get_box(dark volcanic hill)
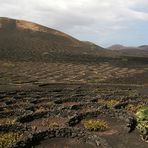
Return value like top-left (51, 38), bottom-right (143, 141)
top-left (108, 44), bottom-right (148, 51)
top-left (138, 45), bottom-right (148, 50)
top-left (0, 17), bottom-right (114, 62)
top-left (108, 44), bottom-right (148, 57)
top-left (108, 44), bottom-right (126, 50)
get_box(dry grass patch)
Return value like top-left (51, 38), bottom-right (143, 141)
top-left (81, 119), bottom-right (109, 131)
top-left (2, 62), bottom-right (15, 68)
top-left (0, 132), bottom-right (22, 148)
top-left (35, 106), bottom-right (47, 113)
top-left (0, 118), bottom-right (16, 126)
top-left (126, 104), bottom-right (145, 113)
top-left (98, 99), bottom-right (119, 109)
top-left (106, 100), bottom-right (119, 109)
top-left (34, 102), bottom-right (53, 113)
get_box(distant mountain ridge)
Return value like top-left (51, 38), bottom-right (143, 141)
top-left (108, 44), bottom-right (148, 51)
top-left (138, 45), bottom-right (148, 50)
top-left (108, 44), bottom-right (148, 57)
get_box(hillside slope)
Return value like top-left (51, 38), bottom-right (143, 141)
top-left (108, 44), bottom-right (126, 50)
top-left (0, 17), bottom-right (114, 62)
top-left (108, 44), bottom-right (148, 57)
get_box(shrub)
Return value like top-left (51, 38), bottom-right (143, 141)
top-left (135, 106), bottom-right (148, 142)
top-left (35, 106), bottom-right (46, 113)
top-left (126, 104), bottom-right (145, 113)
top-left (0, 132), bottom-right (22, 148)
top-left (3, 62), bottom-right (15, 68)
top-left (0, 118), bottom-right (16, 126)
top-left (98, 99), bottom-right (119, 109)
top-left (48, 122), bottom-right (59, 128)
top-left (81, 119), bottom-right (109, 131)
top-left (106, 100), bottom-right (119, 109)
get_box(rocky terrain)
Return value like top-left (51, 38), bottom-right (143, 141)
top-left (0, 84), bottom-right (148, 148)
top-left (0, 17), bottom-right (148, 148)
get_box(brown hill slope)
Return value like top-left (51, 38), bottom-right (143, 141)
top-left (0, 17), bottom-right (114, 62)
top-left (138, 45), bottom-right (148, 50)
top-left (108, 44), bottom-right (148, 57)
top-left (108, 44), bottom-right (126, 50)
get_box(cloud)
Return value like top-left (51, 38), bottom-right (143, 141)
top-left (0, 0), bottom-right (148, 46)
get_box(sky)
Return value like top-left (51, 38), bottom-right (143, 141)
top-left (0, 0), bottom-right (148, 47)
